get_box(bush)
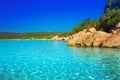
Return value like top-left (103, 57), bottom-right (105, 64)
top-left (99, 9), bottom-right (120, 32)
top-left (59, 32), bottom-right (70, 37)
top-left (69, 19), bottom-right (100, 35)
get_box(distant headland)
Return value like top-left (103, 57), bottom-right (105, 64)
top-left (0, 32), bottom-right (61, 40)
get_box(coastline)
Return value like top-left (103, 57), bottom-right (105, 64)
top-left (52, 28), bottom-right (120, 48)
top-left (0, 28), bottom-right (120, 49)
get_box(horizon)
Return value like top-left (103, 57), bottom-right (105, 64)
top-left (0, 0), bottom-right (107, 32)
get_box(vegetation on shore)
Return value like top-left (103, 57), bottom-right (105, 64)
top-left (0, 32), bottom-right (61, 39)
top-left (59, 0), bottom-right (120, 37)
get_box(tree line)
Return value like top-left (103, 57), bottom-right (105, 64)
top-left (59, 0), bottom-right (120, 37)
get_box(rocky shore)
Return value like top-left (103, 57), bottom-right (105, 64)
top-left (52, 27), bottom-right (120, 48)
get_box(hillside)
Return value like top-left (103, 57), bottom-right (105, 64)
top-left (53, 0), bottom-right (120, 48)
top-left (59, 0), bottom-right (120, 37)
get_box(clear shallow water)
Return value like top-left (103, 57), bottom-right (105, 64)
top-left (0, 40), bottom-right (120, 80)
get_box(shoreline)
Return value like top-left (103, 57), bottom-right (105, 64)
top-left (52, 28), bottom-right (120, 48)
top-left (0, 39), bottom-right (52, 40)
top-left (0, 38), bottom-right (120, 49)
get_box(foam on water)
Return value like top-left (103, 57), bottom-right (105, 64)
top-left (0, 40), bottom-right (120, 80)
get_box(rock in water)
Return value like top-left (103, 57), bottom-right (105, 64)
top-left (102, 32), bottom-right (120, 48)
top-left (68, 28), bottom-right (111, 47)
top-left (92, 31), bottom-right (111, 47)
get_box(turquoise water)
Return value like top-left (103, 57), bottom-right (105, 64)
top-left (0, 40), bottom-right (120, 80)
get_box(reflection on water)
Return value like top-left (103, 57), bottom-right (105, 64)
top-left (0, 40), bottom-right (120, 80)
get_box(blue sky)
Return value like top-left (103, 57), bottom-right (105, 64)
top-left (0, 0), bottom-right (107, 32)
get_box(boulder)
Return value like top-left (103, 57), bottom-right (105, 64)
top-left (68, 39), bottom-right (76, 46)
top-left (52, 36), bottom-right (65, 41)
top-left (112, 30), bottom-right (117, 34)
top-left (92, 31), bottom-right (111, 47)
top-left (81, 31), bottom-right (111, 47)
top-left (88, 28), bottom-right (96, 33)
top-left (62, 37), bottom-right (69, 42)
top-left (68, 30), bottom-right (91, 46)
top-left (52, 36), bottom-right (59, 40)
top-left (82, 34), bottom-right (94, 47)
top-left (102, 32), bottom-right (120, 48)
top-left (68, 28), bottom-right (111, 47)
top-left (68, 31), bottom-right (84, 46)
top-left (116, 22), bottom-right (120, 29)
top-left (76, 32), bottom-right (92, 46)
top-left (93, 38), bottom-right (106, 47)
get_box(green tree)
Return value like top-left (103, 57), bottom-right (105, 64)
top-left (105, 0), bottom-right (112, 12)
top-left (105, 0), bottom-right (120, 12)
top-left (99, 9), bottom-right (120, 32)
top-left (70, 19), bottom-right (91, 34)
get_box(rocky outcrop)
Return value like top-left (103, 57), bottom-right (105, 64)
top-left (52, 27), bottom-right (120, 48)
top-left (92, 31), bottom-right (111, 47)
top-left (68, 28), bottom-right (111, 47)
top-left (68, 28), bottom-right (120, 48)
top-left (52, 36), bottom-right (59, 40)
top-left (102, 32), bottom-right (120, 48)
top-left (88, 28), bottom-right (96, 33)
top-left (52, 36), bottom-right (69, 41)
